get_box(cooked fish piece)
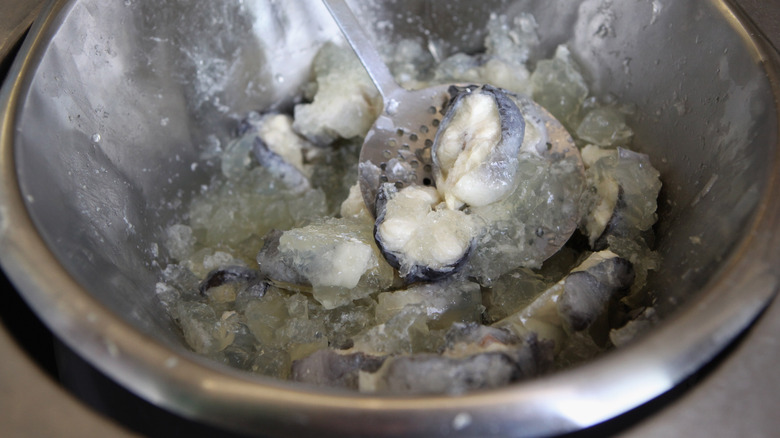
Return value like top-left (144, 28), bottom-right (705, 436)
top-left (494, 250), bottom-right (635, 350)
top-left (579, 146), bottom-right (662, 249)
top-left (256, 219), bottom-right (394, 309)
top-left (433, 84), bottom-right (526, 210)
top-left (373, 183), bottom-right (477, 283)
top-left (358, 326), bottom-right (553, 395)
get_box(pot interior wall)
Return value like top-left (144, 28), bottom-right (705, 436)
top-left (13, 0), bottom-right (777, 352)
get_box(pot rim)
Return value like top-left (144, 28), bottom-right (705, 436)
top-left (0, 0), bottom-right (778, 436)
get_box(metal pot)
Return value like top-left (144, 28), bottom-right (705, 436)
top-left (0, 0), bottom-right (778, 436)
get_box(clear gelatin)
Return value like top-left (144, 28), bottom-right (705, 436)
top-left (576, 106), bottom-right (634, 148)
top-left (483, 267), bottom-right (551, 324)
top-left (351, 305), bottom-right (439, 356)
top-left (375, 279), bottom-right (483, 330)
top-left (530, 45), bottom-right (589, 129)
top-left (187, 165), bottom-right (328, 248)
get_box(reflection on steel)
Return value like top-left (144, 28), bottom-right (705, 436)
top-left (0, 0), bottom-right (778, 437)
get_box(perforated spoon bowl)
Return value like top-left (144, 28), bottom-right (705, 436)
top-left (323, 0), bottom-right (453, 214)
top-left (323, 0), bottom-right (581, 229)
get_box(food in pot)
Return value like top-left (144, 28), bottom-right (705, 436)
top-left (156, 13), bottom-right (662, 394)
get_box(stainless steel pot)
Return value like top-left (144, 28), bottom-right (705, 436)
top-left (0, 0), bottom-right (778, 436)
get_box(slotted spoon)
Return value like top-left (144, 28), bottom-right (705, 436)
top-left (323, 0), bottom-right (453, 215)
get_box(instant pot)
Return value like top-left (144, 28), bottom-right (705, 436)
top-left (1, 0), bottom-right (778, 436)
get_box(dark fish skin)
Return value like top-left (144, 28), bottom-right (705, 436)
top-left (252, 136), bottom-right (310, 191)
top-left (291, 349), bottom-right (385, 389)
top-left (236, 113), bottom-right (259, 137)
top-left (255, 229), bottom-right (310, 286)
top-left (558, 257), bottom-right (635, 331)
top-left (444, 322), bottom-right (522, 348)
top-left (198, 265), bottom-right (266, 296)
top-left (444, 323), bottom-right (555, 378)
top-left (378, 352), bottom-right (519, 394)
top-left (369, 331), bottom-right (553, 395)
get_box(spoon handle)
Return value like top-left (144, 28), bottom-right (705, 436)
top-left (322, 0), bottom-right (401, 100)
